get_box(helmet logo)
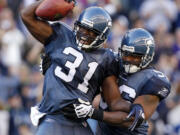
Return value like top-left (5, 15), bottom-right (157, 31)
top-left (92, 15), bottom-right (105, 20)
top-left (122, 45), bottom-right (135, 52)
top-left (81, 19), bottom-right (93, 27)
top-left (146, 39), bottom-right (153, 46)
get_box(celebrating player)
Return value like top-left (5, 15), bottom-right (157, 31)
top-left (21, 1), bottom-right (144, 135)
top-left (65, 28), bottom-right (171, 135)
top-left (99, 28), bottom-right (171, 134)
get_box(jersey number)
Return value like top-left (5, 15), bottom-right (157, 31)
top-left (119, 85), bottom-right (136, 98)
top-left (55, 47), bottom-right (98, 93)
top-left (153, 70), bottom-right (167, 79)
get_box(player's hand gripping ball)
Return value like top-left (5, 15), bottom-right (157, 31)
top-left (35, 0), bottom-right (76, 21)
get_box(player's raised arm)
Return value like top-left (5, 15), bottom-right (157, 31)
top-left (20, 1), bottom-right (53, 44)
top-left (21, 0), bottom-right (75, 45)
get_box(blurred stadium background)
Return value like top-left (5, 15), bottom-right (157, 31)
top-left (0, 0), bottom-right (180, 135)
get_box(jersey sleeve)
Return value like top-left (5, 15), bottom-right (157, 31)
top-left (44, 22), bottom-right (59, 45)
top-left (104, 50), bottom-right (119, 77)
top-left (44, 22), bottom-right (73, 45)
top-left (141, 75), bottom-right (171, 101)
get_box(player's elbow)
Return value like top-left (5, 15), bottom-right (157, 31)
top-left (108, 102), bottom-right (117, 111)
top-left (20, 8), bottom-right (28, 17)
top-left (20, 9), bottom-right (37, 30)
top-left (20, 9), bottom-right (29, 23)
top-left (20, 8), bottom-right (35, 23)
top-left (108, 99), bottom-right (130, 113)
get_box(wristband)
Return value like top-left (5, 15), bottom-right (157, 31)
top-left (91, 108), bottom-right (104, 121)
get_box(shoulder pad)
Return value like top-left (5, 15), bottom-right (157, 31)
top-left (50, 22), bottom-right (72, 34)
top-left (141, 69), bottom-right (171, 100)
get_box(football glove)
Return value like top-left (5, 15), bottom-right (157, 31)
top-left (60, 103), bottom-right (80, 121)
top-left (74, 98), bottom-right (94, 118)
top-left (61, 98), bottom-right (103, 121)
top-left (126, 104), bottom-right (145, 131)
top-left (40, 53), bottom-right (51, 75)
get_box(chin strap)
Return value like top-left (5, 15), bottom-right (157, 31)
top-left (124, 64), bottom-right (140, 74)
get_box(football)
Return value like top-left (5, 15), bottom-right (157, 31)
top-left (35, 0), bottom-right (75, 21)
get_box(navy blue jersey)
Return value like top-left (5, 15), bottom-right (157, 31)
top-left (38, 22), bottom-right (118, 124)
top-left (100, 67), bottom-right (171, 135)
top-left (118, 68), bottom-right (171, 102)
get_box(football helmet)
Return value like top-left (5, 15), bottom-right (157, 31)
top-left (119, 28), bottom-right (155, 74)
top-left (74, 6), bottom-right (112, 50)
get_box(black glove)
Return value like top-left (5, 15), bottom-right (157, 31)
top-left (61, 98), bottom-right (103, 121)
top-left (126, 104), bottom-right (145, 131)
top-left (40, 53), bottom-right (51, 75)
top-left (61, 103), bottom-right (81, 121)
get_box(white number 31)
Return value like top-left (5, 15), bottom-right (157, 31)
top-left (55, 47), bottom-right (98, 93)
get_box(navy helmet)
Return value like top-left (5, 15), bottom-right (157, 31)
top-left (74, 6), bottom-right (112, 50)
top-left (119, 28), bottom-right (155, 73)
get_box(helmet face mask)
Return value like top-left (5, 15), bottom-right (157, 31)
top-left (119, 28), bottom-right (155, 74)
top-left (74, 6), bottom-right (112, 50)
top-left (120, 50), bottom-right (143, 73)
top-left (121, 51), bottom-right (143, 66)
top-left (74, 23), bottom-right (100, 49)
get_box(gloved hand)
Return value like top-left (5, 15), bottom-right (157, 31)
top-left (61, 98), bottom-right (103, 121)
top-left (126, 104), bottom-right (145, 131)
top-left (60, 103), bottom-right (80, 121)
top-left (74, 98), bottom-right (94, 118)
top-left (40, 53), bottom-right (51, 75)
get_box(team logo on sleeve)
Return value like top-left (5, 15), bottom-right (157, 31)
top-left (158, 88), bottom-right (169, 98)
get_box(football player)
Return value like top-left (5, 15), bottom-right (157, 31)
top-left (97, 28), bottom-right (171, 135)
top-left (21, 1), bottom-right (143, 135)
top-left (66, 28), bottom-right (171, 135)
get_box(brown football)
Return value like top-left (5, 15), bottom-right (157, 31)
top-left (35, 0), bottom-right (75, 21)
